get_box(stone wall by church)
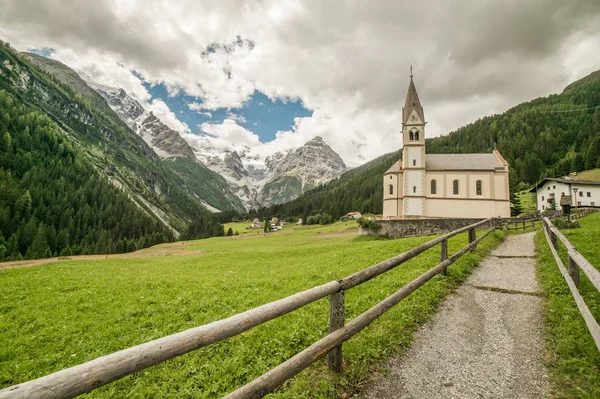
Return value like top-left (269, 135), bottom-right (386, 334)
top-left (360, 217), bottom-right (519, 239)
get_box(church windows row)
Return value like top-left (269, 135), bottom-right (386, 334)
top-left (429, 179), bottom-right (483, 196)
top-left (409, 130), bottom-right (420, 141)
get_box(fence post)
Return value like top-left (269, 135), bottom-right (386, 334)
top-left (568, 255), bottom-right (580, 287)
top-left (468, 228), bottom-right (476, 251)
top-left (328, 290), bottom-right (345, 373)
top-left (440, 239), bottom-right (448, 276)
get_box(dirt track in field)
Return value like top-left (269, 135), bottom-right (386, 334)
top-left (0, 241), bottom-right (204, 270)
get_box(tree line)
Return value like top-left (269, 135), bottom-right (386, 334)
top-left (0, 91), bottom-right (176, 260)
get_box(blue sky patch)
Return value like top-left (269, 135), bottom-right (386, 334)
top-left (144, 83), bottom-right (312, 142)
top-left (29, 47), bottom-right (54, 57)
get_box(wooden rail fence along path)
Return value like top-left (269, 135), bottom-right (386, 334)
top-left (503, 218), bottom-right (542, 231)
top-left (543, 217), bottom-right (600, 352)
top-left (0, 218), bottom-right (498, 399)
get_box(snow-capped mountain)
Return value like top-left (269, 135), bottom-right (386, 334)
top-left (190, 136), bottom-right (347, 209)
top-left (83, 77), bottom-right (347, 210)
top-left (84, 79), bottom-right (196, 159)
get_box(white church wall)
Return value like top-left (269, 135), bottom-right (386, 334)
top-left (425, 199), bottom-right (509, 218)
top-left (405, 170), bottom-right (423, 196)
top-left (406, 197), bottom-right (424, 215)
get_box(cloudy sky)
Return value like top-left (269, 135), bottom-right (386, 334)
top-left (2, 0), bottom-right (600, 166)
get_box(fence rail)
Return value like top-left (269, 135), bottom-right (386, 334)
top-left (503, 218), bottom-right (542, 231)
top-left (0, 218), bottom-right (498, 399)
top-left (542, 217), bottom-right (600, 352)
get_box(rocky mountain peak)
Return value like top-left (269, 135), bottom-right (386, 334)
top-left (83, 78), bottom-right (195, 160)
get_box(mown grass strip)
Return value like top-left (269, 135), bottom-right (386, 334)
top-left (535, 214), bottom-right (600, 398)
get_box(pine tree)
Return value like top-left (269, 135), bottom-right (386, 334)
top-left (226, 227), bottom-right (233, 236)
top-left (30, 224), bottom-right (50, 259)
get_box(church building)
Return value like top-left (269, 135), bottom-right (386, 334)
top-left (383, 74), bottom-right (510, 219)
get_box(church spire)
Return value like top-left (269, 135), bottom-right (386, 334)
top-left (402, 70), bottom-right (425, 125)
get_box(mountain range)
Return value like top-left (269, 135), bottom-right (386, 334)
top-left (21, 52), bottom-right (348, 211)
top-left (86, 76), bottom-right (347, 210)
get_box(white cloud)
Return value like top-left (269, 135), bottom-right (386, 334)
top-left (48, 48), bottom-right (151, 103)
top-left (2, 0), bottom-right (600, 166)
top-left (148, 99), bottom-right (191, 133)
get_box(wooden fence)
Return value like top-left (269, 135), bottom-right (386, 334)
top-left (542, 217), bottom-right (600, 352)
top-left (503, 218), bottom-right (542, 231)
top-left (0, 218), bottom-right (499, 399)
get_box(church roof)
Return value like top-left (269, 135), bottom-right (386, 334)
top-left (385, 153), bottom-right (505, 174)
top-left (426, 154), bottom-right (505, 170)
top-left (384, 160), bottom-right (402, 174)
top-left (402, 76), bottom-right (425, 124)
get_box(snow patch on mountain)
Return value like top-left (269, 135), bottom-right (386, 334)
top-left (185, 135), bottom-right (347, 209)
top-left (83, 76), bottom-right (195, 159)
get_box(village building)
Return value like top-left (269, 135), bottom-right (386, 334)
top-left (383, 73), bottom-right (511, 219)
top-left (530, 177), bottom-right (600, 212)
top-left (345, 212), bottom-right (362, 219)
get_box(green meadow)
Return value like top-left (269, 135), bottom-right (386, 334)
top-left (536, 212), bottom-right (600, 398)
top-left (0, 221), bottom-right (504, 398)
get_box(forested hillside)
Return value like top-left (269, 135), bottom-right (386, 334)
top-left (22, 51), bottom-right (245, 213)
top-left (252, 68), bottom-right (600, 221)
top-left (427, 69), bottom-right (600, 185)
top-left (0, 41), bottom-right (227, 261)
top-left (0, 41), bottom-right (216, 234)
top-left (0, 91), bottom-right (172, 260)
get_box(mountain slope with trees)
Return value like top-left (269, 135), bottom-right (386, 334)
top-left (0, 41), bottom-right (226, 260)
top-left (21, 51), bottom-right (245, 213)
top-left (0, 41), bottom-right (217, 235)
top-left (252, 68), bottom-right (600, 220)
top-left (0, 90), bottom-right (173, 260)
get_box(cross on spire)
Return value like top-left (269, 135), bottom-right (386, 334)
top-left (410, 65), bottom-right (413, 78)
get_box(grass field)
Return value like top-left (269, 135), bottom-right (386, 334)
top-left (574, 168), bottom-right (600, 182)
top-left (535, 212), bottom-right (600, 398)
top-left (516, 189), bottom-right (537, 214)
top-left (224, 221), bottom-right (261, 235)
top-left (0, 221), bottom-right (504, 398)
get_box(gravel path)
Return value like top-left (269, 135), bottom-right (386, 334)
top-left (360, 232), bottom-right (549, 399)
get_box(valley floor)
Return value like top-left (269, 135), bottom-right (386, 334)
top-left (0, 220), bottom-right (504, 398)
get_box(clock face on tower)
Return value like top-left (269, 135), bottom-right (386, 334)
top-left (411, 115), bottom-right (417, 121)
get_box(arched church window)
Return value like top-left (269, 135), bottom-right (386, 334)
top-left (409, 131), bottom-right (414, 141)
top-left (476, 180), bottom-right (482, 196)
top-left (412, 159), bottom-right (416, 166)
top-left (414, 131), bottom-right (419, 140)
top-left (413, 186), bottom-right (416, 193)
top-left (453, 180), bottom-right (459, 195)
top-left (389, 184), bottom-right (394, 195)
top-left (431, 179), bottom-right (437, 194)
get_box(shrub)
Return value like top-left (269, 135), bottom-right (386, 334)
top-left (357, 216), bottom-right (380, 231)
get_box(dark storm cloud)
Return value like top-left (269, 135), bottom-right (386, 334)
top-left (1, 0), bottom-right (189, 70)
top-left (1, 0), bottom-right (599, 162)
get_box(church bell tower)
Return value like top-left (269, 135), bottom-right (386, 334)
top-left (401, 69), bottom-right (426, 217)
